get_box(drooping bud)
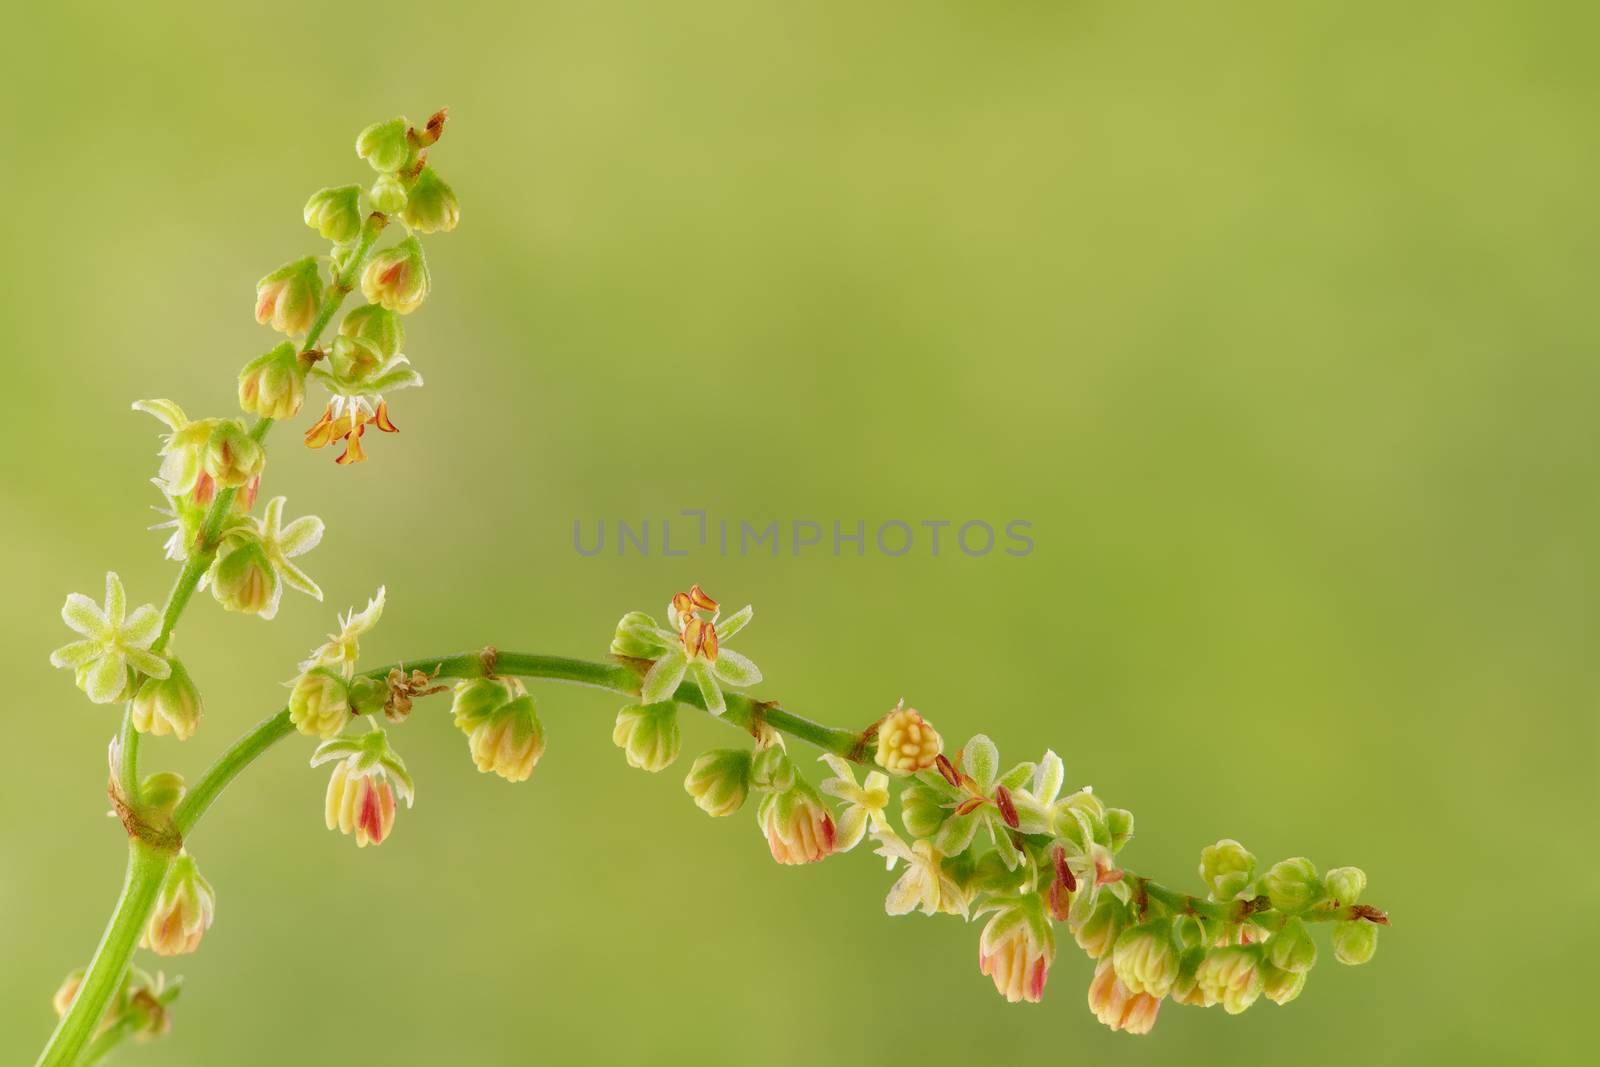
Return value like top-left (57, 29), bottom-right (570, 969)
top-left (1087, 957), bottom-right (1162, 1034)
top-left (1195, 946), bottom-right (1265, 1014)
top-left (454, 686), bottom-right (545, 782)
top-left (369, 172), bottom-right (408, 214)
top-left (1112, 919), bottom-right (1180, 998)
top-left (356, 117), bottom-right (411, 173)
top-left (1106, 808), bottom-right (1135, 852)
top-left (1072, 893), bottom-right (1126, 959)
top-left (1331, 919), bottom-right (1379, 965)
top-left (1168, 945), bottom-right (1208, 1006)
top-left (402, 166), bottom-right (459, 233)
top-left (303, 184), bottom-right (363, 243)
top-left (202, 420), bottom-right (265, 488)
top-left (120, 967), bottom-right (179, 1039)
top-left (206, 534), bottom-right (276, 616)
top-left (339, 303), bottom-right (405, 359)
top-left (612, 703), bottom-right (681, 772)
top-left (1261, 962), bottom-right (1306, 1005)
top-left (313, 730), bottom-right (415, 847)
top-left (361, 237), bottom-right (429, 314)
top-left (684, 749), bottom-right (752, 817)
top-left (132, 659), bottom-right (202, 740)
top-left (1325, 865), bottom-right (1367, 905)
top-left (288, 667), bottom-right (352, 739)
top-left (609, 611), bottom-right (672, 658)
top-left (1199, 838), bottom-right (1257, 901)
top-left (756, 781), bottom-right (837, 865)
top-left (238, 341), bottom-right (307, 420)
top-left (977, 896), bottom-right (1054, 1004)
top-left (873, 703), bottom-right (942, 776)
top-left (141, 853), bottom-right (215, 956)
top-left (326, 334), bottom-right (384, 386)
top-left (749, 741), bottom-right (796, 794)
top-left (1267, 916), bottom-right (1318, 974)
top-left (254, 257), bottom-right (322, 336)
top-left (1262, 857), bottom-right (1323, 914)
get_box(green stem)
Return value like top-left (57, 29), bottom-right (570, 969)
top-left (33, 843), bottom-right (172, 1067)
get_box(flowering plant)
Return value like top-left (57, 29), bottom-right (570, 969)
top-left (34, 111), bottom-right (1386, 1066)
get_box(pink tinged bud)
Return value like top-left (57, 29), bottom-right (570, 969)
top-left (977, 901), bottom-right (1055, 1004)
top-left (757, 787), bottom-right (837, 865)
top-left (255, 257), bottom-right (322, 335)
top-left (360, 237), bottom-right (430, 314)
top-left (1088, 959), bottom-right (1162, 1034)
top-left (141, 854), bottom-right (215, 957)
top-left (325, 757), bottom-right (399, 847)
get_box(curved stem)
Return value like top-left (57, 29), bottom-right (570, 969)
top-left (34, 843), bottom-right (172, 1067)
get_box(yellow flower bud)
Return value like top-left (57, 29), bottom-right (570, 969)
top-left (360, 237), bottom-right (429, 314)
top-left (458, 693), bottom-right (545, 782)
top-left (874, 704), bottom-right (942, 776)
top-left (288, 668), bottom-right (352, 739)
top-left (1088, 958), bottom-right (1162, 1034)
top-left (131, 659), bottom-right (202, 740)
top-left (756, 783), bottom-right (837, 865)
top-left (683, 749), bottom-right (751, 817)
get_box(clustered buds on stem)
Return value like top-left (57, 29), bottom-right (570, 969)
top-left (451, 677), bottom-right (546, 782)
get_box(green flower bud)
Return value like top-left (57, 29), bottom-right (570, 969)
top-left (459, 693), bottom-right (545, 781)
top-left (749, 743), bottom-right (796, 793)
top-left (1106, 807), bottom-right (1134, 852)
top-left (1267, 916), bottom-right (1318, 974)
top-left (132, 659), bottom-right (202, 740)
top-left (289, 667), bottom-right (352, 739)
top-left (303, 184), bottom-right (363, 243)
top-left (610, 611), bottom-right (672, 658)
top-left (612, 703), bottom-right (681, 772)
top-left (402, 166), bottom-right (459, 234)
top-left (1200, 839), bottom-right (1256, 900)
top-left (1325, 865), bottom-right (1367, 905)
top-left (139, 771), bottom-right (187, 816)
top-left (208, 536), bottom-right (276, 616)
top-left (238, 341), bottom-right (306, 420)
top-left (254, 256), bottom-right (322, 336)
top-left (1072, 894), bottom-right (1126, 959)
top-left (1112, 919), bottom-right (1180, 998)
top-left (449, 678), bottom-right (516, 724)
top-left (1196, 945), bottom-right (1264, 1015)
top-left (348, 675), bottom-right (388, 720)
top-left (684, 749), bottom-right (751, 817)
top-left (339, 304), bottom-right (405, 359)
top-left (1261, 962), bottom-right (1306, 1006)
top-left (1332, 920), bottom-right (1378, 965)
top-left (1168, 944), bottom-right (1208, 1006)
top-left (361, 237), bottom-right (429, 314)
top-left (1263, 857), bottom-right (1323, 914)
top-left (899, 782), bottom-right (948, 839)
top-left (326, 335), bottom-right (384, 387)
top-left (369, 172), bottom-right (408, 214)
top-left (356, 117), bottom-right (411, 173)
top-left (202, 420), bottom-right (264, 488)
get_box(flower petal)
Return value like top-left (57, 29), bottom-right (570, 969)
top-left (119, 605), bottom-right (161, 648)
top-left (1035, 750), bottom-right (1065, 804)
top-left (61, 593), bottom-right (107, 637)
top-left (835, 805), bottom-right (868, 853)
top-left (133, 398), bottom-right (189, 431)
top-left (276, 515), bottom-right (325, 559)
top-left (50, 640), bottom-right (102, 668)
top-left (716, 604), bottom-right (753, 642)
top-left (278, 559), bottom-right (323, 601)
top-left (83, 653), bottom-right (129, 704)
top-left (712, 649), bottom-right (762, 688)
top-left (640, 648), bottom-right (688, 706)
top-left (261, 495), bottom-right (286, 536)
top-left (103, 573), bottom-right (126, 630)
top-left (689, 660), bottom-right (725, 716)
top-left (124, 648), bottom-right (171, 679)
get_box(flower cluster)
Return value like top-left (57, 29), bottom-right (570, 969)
top-left (42, 109), bottom-right (460, 1062)
top-left (603, 586), bottom-right (1388, 1036)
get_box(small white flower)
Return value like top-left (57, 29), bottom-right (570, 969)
top-left (49, 572), bottom-right (170, 703)
top-left (872, 827), bottom-right (970, 918)
top-left (298, 587), bottom-right (385, 676)
top-left (817, 753), bottom-right (890, 852)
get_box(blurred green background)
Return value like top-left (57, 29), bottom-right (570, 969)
top-left (2, 0), bottom-right (1595, 1062)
